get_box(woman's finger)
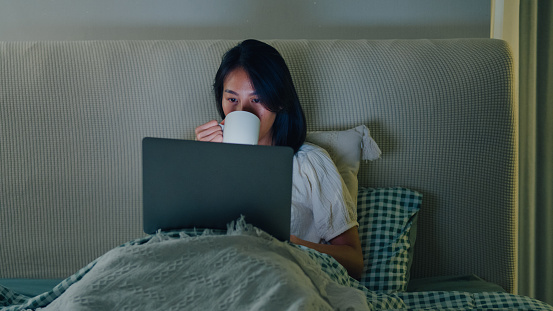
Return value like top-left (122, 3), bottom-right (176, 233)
top-left (195, 120), bottom-right (223, 142)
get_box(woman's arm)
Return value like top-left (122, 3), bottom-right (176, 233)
top-left (290, 226), bottom-right (364, 280)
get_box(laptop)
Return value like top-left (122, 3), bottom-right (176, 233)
top-left (142, 137), bottom-right (294, 241)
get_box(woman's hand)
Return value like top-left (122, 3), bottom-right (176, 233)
top-left (290, 228), bottom-right (364, 280)
top-left (195, 120), bottom-right (224, 142)
top-left (290, 235), bottom-right (301, 244)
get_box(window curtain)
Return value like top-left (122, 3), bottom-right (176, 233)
top-left (518, 0), bottom-right (553, 305)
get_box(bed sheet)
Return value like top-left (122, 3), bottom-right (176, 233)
top-left (0, 280), bottom-right (63, 298)
top-left (1, 219), bottom-right (551, 311)
top-left (406, 275), bottom-right (507, 293)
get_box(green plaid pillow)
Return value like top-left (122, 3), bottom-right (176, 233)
top-left (357, 187), bottom-right (422, 293)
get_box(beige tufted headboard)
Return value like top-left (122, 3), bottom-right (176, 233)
top-left (0, 39), bottom-right (516, 293)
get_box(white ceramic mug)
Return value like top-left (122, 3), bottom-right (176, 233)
top-left (220, 111), bottom-right (260, 145)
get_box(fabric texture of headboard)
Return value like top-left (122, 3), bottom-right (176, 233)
top-left (0, 39), bottom-right (516, 293)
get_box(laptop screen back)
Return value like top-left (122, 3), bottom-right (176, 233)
top-left (142, 137), bottom-right (293, 241)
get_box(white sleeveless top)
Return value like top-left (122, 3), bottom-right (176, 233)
top-left (290, 143), bottom-right (358, 243)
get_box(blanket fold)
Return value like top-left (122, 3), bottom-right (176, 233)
top-left (1, 217), bottom-right (552, 310)
top-left (37, 217), bottom-right (370, 311)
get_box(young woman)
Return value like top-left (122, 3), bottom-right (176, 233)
top-left (195, 39), bottom-right (363, 279)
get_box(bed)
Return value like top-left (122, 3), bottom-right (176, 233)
top-left (1, 39), bottom-right (552, 310)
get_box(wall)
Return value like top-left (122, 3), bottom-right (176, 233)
top-left (0, 0), bottom-right (490, 41)
top-left (492, 0), bottom-right (519, 108)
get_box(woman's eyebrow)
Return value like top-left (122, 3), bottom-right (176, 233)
top-left (224, 89), bottom-right (238, 95)
top-left (224, 89), bottom-right (258, 96)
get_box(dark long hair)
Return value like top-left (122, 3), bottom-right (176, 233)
top-left (213, 39), bottom-right (306, 153)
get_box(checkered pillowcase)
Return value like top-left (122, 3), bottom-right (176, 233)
top-left (357, 187), bottom-right (422, 293)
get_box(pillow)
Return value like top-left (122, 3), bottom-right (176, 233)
top-left (357, 187), bottom-right (422, 293)
top-left (306, 125), bottom-right (381, 205)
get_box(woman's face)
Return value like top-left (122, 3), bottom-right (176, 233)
top-left (222, 67), bottom-right (277, 146)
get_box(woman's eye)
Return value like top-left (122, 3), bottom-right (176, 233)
top-left (227, 98), bottom-right (237, 103)
top-left (252, 98), bottom-right (261, 104)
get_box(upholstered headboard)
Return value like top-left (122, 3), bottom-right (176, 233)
top-left (0, 39), bottom-right (516, 292)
